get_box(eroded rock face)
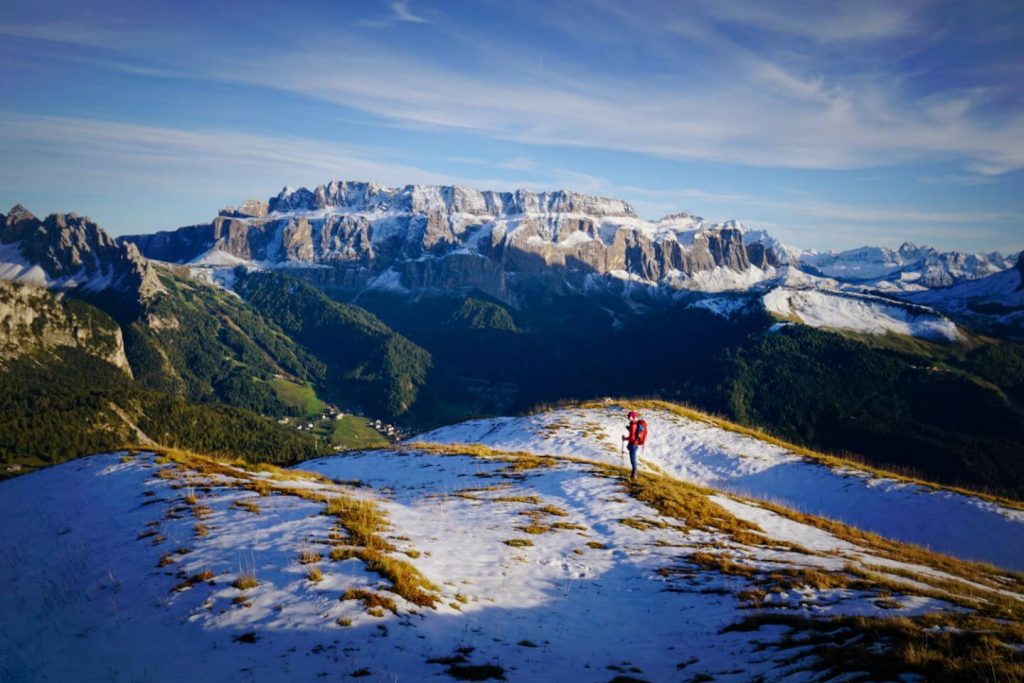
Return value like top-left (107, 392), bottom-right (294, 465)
top-left (0, 279), bottom-right (132, 373)
top-left (119, 181), bottom-right (770, 303)
top-left (1, 205), bottom-right (162, 301)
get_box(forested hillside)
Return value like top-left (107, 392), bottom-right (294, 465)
top-left (0, 347), bottom-right (328, 478)
top-left (235, 270), bottom-right (431, 418)
top-left (120, 268), bottom-right (326, 416)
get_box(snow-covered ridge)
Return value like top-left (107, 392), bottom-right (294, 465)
top-left (267, 180), bottom-right (638, 220)
top-left (3, 437), bottom-right (1022, 681)
top-left (763, 286), bottom-right (963, 342)
top-left (798, 241), bottom-right (1017, 289)
top-left (418, 404), bottom-right (1024, 571)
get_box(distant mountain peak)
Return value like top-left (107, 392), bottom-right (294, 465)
top-left (5, 204), bottom-right (36, 223)
top-left (0, 207), bottom-right (163, 307)
top-left (266, 179), bottom-right (639, 219)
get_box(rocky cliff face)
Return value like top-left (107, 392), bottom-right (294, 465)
top-left (117, 180), bottom-right (1020, 305)
top-left (1, 205), bottom-right (162, 301)
top-left (121, 181), bottom-right (773, 303)
top-left (0, 279), bottom-right (132, 373)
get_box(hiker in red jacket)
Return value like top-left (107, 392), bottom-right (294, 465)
top-left (622, 411), bottom-right (647, 480)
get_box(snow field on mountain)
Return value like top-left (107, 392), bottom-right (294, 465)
top-left (0, 241), bottom-right (116, 292)
top-left (906, 263), bottom-right (1024, 319)
top-left (5, 441), bottom-right (1020, 681)
top-left (762, 287), bottom-right (963, 341)
top-left (418, 404), bottom-right (1024, 571)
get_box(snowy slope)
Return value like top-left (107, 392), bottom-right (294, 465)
top-left (762, 287), bottom-right (963, 341)
top-left (3, 440), bottom-right (1021, 681)
top-left (0, 241), bottom-right (117, 293)
top-left (418, 404), bottom-right (1023, 571)
top-left (902, 259), bottom-right (1024, 334)
top-left (799, 243), bottom-right (1016, 288)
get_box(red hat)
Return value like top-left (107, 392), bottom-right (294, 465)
top-left (628, 411), bottom-right (637, 418)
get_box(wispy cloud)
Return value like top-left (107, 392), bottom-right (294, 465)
top-left (357, 1), bottom-right (431, 28)
top-left (0, 113), bottom-right (606, 231)
top-left (695, 0), bottom-right (921, 42)
top-left (4, 6), bottom-right (1022, 176)
top-left (237, 49), bottom-right (1024, 175)
top-left (0, 21), bottom-right (116, 46)
top-left (390, 1), bottom-right (428, 24)
top-left (0, 114), bottom-right (457, 220)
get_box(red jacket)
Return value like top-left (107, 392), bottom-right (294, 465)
top-left (625, 421), bottom-right (642, 446)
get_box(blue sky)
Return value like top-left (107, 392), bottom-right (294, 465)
top-left (1, 0), bottom-right (1022, 252)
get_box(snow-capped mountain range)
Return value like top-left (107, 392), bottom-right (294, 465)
top-left (3, 180), bottom-right (1021, 341)
top-left (119, 180), bottom-right (1017, 300)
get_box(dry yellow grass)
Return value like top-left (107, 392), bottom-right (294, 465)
top-left (341, 588), bottom-right (397, 614)
top-left (686, 551), bottom-right (759, 577)
top-left (249, 480), bottom-right (271, 497)
top-left (619, 516), bottom-right (668, 531)
top-left (232, 499), bottom-right (260, 514)
top-left (147, 446), bottom-right (437, 610)
top-left (404, 442), bottom-right (554, 472)
top-left (491, 495), bottom-right (543, 505)
top-left (726, 612), bottom-right (1024, 682)
top-left (534, 504), bottom-right (569, 517)
top-left (232, 573), bottom-right (258, 590)
top-left (298, 549), bottom-right (322, 565)
top-left (307, 567), bottom-right (323, 583)
top-left (605, 467), bottom-right (761, 538)
top-left (172, 569), bottom-right (215, 592)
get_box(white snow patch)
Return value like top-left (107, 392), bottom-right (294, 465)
top-left (418, 405), bottom-right (1024, 571)
top-left (688, 296), bottom-right (751, 318)
top-left (763, 287), bottom-right (962, 341)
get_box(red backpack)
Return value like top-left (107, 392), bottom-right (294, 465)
top-left (634, 419), bottom-right (648, 446)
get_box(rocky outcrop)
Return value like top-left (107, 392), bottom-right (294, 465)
top-left (120, 181), bottom-right (769, 304)
top-left (0, 205), bottom-right (162, 301)
top-left (0, 279), bottom-right (132, 373)
top-left (264, 181), bottom-right (637, 218)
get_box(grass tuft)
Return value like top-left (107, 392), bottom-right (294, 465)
top-left (341, 588), bottom-right (397, 614)
top-left (298, 549), bottom-right (322, 565)
top-left (233, 573), bottom-right (258, 590)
